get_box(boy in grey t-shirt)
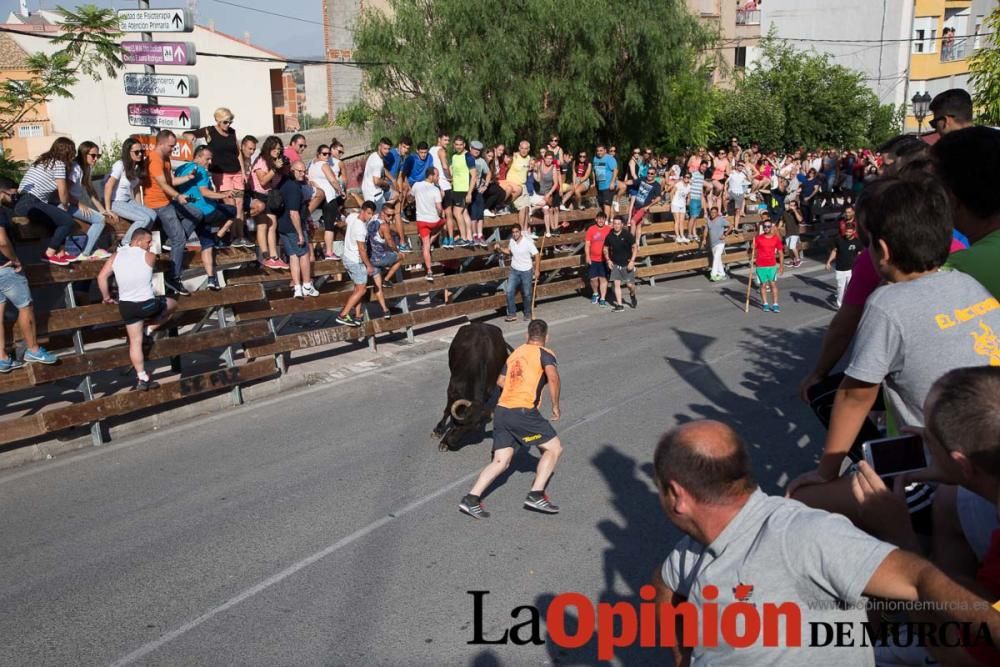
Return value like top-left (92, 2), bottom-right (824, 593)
top-left (702, 206), bottom-right (730, 281)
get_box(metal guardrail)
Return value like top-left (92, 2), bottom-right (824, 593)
top-left (736, 9), bottom-right (761, 26)
top-left (940, 40), bottom-right (967, 62)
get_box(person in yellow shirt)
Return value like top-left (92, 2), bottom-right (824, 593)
top-left (459, 319), bottom-right (563, 518)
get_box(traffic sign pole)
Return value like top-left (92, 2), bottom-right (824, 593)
top-left (140, 0), bottom-right (157, 134)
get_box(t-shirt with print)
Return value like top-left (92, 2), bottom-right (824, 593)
top-left (661, 489), bottom-right (894, 666)
top-left (276, 177), bottom-right (305, 235)
top-left (586, 223), bottom-right (611, 261)
top-left (174, 162), bottom-right (216, 215)
top-left (498, 343), bottom-right (557, 410)
top-left (944, 229), bottom-right (1000, 299)
top-left (144, 153), bottom-right (171, 209)
top-left (592, 155), bottom-right (616, 191)
top-left (754, 234), bottom-right (783, 267)
top-left (671, 182), bottom-right (690, 208)
top-left (707, 216), bottom-right (729, 247)
top-left (366, 216), bottom-right (393, 264)
top-left (846, 270), bottom-right (1000, 429)
top-left (342, 212), bottom-right (368, 265)
top-left (833, 235), bottom-right (862, 272)
top-left (604, 229), bottom-right (636, 266)
top-left (634, 180), bottom-right (662, 209)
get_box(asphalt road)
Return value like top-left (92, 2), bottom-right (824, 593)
top-left (0, 261), bottom-right (840, 666)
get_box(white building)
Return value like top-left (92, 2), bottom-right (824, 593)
top-left (303, 64), bottom-right (329, 122)
top-left (3, 9), bottom-right (292, 154)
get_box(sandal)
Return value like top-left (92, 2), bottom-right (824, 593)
top-left (504, 316), bottom-right (518, 322)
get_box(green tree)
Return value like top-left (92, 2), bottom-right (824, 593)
top-left (344, 0), bottom-right (715, 151)
top-left (969, 7), bottom-right (1000, 126)
top-left (718, 36), bottom-right (899, 149)
top-left (709, 88), bottom-right (785, 150)
top-left (0, 5), bottom-right (121, 148)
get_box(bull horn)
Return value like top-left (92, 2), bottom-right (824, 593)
top-left (450, 399), bottom-right (473, 421)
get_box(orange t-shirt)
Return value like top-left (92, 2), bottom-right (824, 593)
top-left (144, 152), bottom-right (171, 209)
top-left (498, 343), bottom-right (558, 410)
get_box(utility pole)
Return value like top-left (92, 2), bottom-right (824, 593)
top-left (139, 0), bottom-right (158, 134)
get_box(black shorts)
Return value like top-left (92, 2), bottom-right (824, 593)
top-left (447, 190), bottom-right (468, 209)
top-left (492, 406), bottom-right (557, 451)
top-left (322, 196), bottom-right (344, 232)
top-left (119, 296), bottom-right (166, 325)
top-left (597, 189), bottom-right (614, 206)
top-left (588, 260), bottom-right (608, 279)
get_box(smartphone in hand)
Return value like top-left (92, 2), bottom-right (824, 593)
top-left (861, 434), bottom-right (927, 478)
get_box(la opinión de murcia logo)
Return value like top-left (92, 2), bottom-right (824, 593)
top-left (466, 588), bottom-right (996, 661)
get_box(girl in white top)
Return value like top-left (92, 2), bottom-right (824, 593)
top-left (67, 141), bottom-right (115, 260)
top-left (671, 173), bottom-right (693, 243)
top-left (308, 144), bottom-right (346, 259)
top-left (105, 137), bottom-right (158, 245)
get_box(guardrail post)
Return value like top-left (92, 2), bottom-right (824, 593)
top-left (65, 284), bottom-right (105, 446)
top-left (217, 306), bottom-right (243, 406)
top-left (640, 232), bottom-right (656, 287)
top-left (268, 317), bottom-right (287, 375)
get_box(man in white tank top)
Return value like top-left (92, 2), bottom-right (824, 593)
top-left (97, 229), bottom-right (178, 391)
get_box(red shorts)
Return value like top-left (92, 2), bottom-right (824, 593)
top-left (630, 207), bottom-right (648, 226)
top-left (417, 219), bottom-right (445, 238)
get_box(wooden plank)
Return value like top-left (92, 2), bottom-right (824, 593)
top-left (11, 215), bottom-right (131, 242)
top-left (636, 232), bottom-right (753, 259)
top-left (25, 321), bottom-right (272, 386)
top-left (636, 250), bottom-right (750, 279)
top-left (28, 284), bottom-right (265, 337)
top-left (0, 359), bottom-right (278, 446)
top-left (23, 247), bottom-right (257, 286)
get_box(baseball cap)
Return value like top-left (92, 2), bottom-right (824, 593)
top-left (470, 140), bottom-right (484, 150)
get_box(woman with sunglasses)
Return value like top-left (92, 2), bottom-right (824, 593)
top-left (193, 108), bottom-right (249, 245)
top-left (66, 141), bottom-right (112, 260)
top-left (250, 135), bottom-right (287, 269)
top-left (562, 151), bottom-right (592, 211)
top-left (106, 138), bottom-right (157, 246)
top-left (308, 144), bottom-right (345, 260)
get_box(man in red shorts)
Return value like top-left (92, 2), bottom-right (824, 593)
top-left (627, 169), bottom-right (663, 236)
top-left (584, 211), bottom-right (612, 306)
top-left (753, 220), bottom-right (784, 312)
top-left (412, 167), bottom-right (444, 282)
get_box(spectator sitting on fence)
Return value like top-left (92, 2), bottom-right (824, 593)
top-left (0, 203), bottom-right (57, 371)
top-left (13, 137), bottom-right (77, 266)
top-left (192, 107), bottom-right (251, 247)
top-left (308, 144), bottom-right (345, 262)
top-left (250, 135), bottom-right (288, 270)
top-left (627, 166), bottom-right (663, 237)
top-left (66, 141), bottom-right (112, 261)
top-left (106, 138), bottom-right (156, 246)
top-left (335, 201), bottom-right (377, 328)
top-left (278, 162), bottom-right (319, 300)
top-left (174, 146), bottom-right (241, 291)
top-left (366, 199), bottom-right (405, 319)
top-left (412, 167), bottom-right (445, 283)
top-left (97, 228), bottom-right (177, 392)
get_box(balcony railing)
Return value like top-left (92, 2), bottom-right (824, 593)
top-left (940, 39), bottom-right (967, 62)
top-left (736, 9), bottom-right (761, 26)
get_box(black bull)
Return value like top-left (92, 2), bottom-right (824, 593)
top-left (432, 322), bottom-right (513, 451)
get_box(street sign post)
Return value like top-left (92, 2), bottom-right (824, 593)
top-left (124, 72), bottom-right (199, 98)
top-left (122, 41), bottom-right (196, 66)
top-left (117, 8), bottom-right (194, 33)
top-left (127, 104), bottom-right (200, 131)
top-left (131, 135), bottom-right (194, 162)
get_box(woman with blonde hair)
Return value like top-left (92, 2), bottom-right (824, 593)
top-left (193, 107), bottom-right (250, 245)
top-left (13, 137), bottom-right (78, 265)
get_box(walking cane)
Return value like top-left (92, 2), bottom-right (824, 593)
top-left (744, 231), bottom-right (757, 313)
top-left (530, 232), bottom-right (546, 317)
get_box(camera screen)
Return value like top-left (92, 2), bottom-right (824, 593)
top-left (867, 435), bottom-right (927, 477)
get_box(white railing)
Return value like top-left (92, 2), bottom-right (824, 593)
top-left (736, 9), bottom-right (761, 26)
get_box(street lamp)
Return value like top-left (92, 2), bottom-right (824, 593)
top-left (912, 91), bottom-right (932, 134)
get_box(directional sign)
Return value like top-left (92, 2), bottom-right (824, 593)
top-left (127, 104), bottom-right (199, 131)
top-left (124, 73), bottom-right (199, 98)
top-left (131, 134), bottom-right (194, 162)
top-left (117, 8), bottom-right (194, 33)
top-left (121, 41), bottom-right (196, 66)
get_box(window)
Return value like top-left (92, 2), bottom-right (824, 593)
top-left (913, 17), bottom-right (937, 54)
top-left (17, 124), bottom-right (43, 138)
top-left (734, 46), bottom-right (747, 69)
top-left (974, 16), bottom-right (984, 49)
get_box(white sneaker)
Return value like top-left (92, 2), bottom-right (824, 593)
top-left (559, 205), bottom-right (570, 212)
top-left (483, 209), bottom-right (496, 218)
top-left (293, 285), bottom-right (304, 299)
top-left (530, 232), bottom-right (539, 240)
top-left (302, 283), bottom-right (320, 297)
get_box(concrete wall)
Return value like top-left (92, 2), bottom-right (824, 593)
top-left (303, 64), bottom-right (329, 120)
top-left (5, 25), bottom-right (285, 154)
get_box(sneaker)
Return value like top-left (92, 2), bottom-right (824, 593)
top-left (455, 238), bottom-right (471, 248)
top-left (24, 346), bottom-right (57, 364)
top-left (235, 238), bottom-right (256, 249)
top-left (476, 237), bottom-right (489, 248)
top-left (161, 243), bottom-right (172, 252)
top-left (335, 313), bottom-right (362, 327)
top-left (262, 258), bottom-right (281, 269)
top-left (459, 495), bottom-right (490, 519)
top-left (89, 249), bottom-right (112, 260)
top-left (293, 285), bottom-right (304, 299)
top-left (271, 257), bottom-right (290, 269)
top-left (0, 356), bottom-right (24, 373)
top-left (206, 276), bottom-right (222, 291)
top-left (591, 294), bottom-right (599, 305)
top-left (483, 209), bottom-right (496, 218)
top-left (772, 304), bottom-right (781, 313)
top-left (303, 283), bottom-right (320, 297)
top-left (793, 259), bottom-right (802, 268)
top-left (612, 303), bottom-right (625, 312)
top-left (630, 294), bottom-right (638, 309)
top-left (762, 303), bottom-right (772, 312)
top-left (132, 378), bottom-right (160, 392)
top-left (165, 279), bottom-right (190, 297)
top-left (397, 243), bottom-right (412, 252)
top-left (529, 232), bottom-right (539, 240)
top-left (214, 237), bottom-right (230, 250)
top-left (598, 299), bottom-right (608, 308)
top-left (42, 252), bottom-right (73, 266)
top-left (425, 273), bottom-right (435, 282)
top-left (323, 253), bottom-right (341, 262)
top-left (675, 235), bottom-right (687, 244)
top-left (559, 204), bottom-right (570, 211)
top-left (524, 492), bottom-right (560, 514)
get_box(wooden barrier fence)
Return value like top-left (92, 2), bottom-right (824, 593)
top-left (0, 203), bottom-right (761, 450)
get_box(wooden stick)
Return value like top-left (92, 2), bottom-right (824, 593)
top-left (530, 231), bottom-right (546, 316)
top-left (744, 230), bottom-right (757, 313)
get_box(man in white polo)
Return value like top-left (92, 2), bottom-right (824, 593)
top-left (494, 224), bottom-right (538, 322)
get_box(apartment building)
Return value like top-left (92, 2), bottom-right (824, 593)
top-left (688, 0), bottom-right (764, 86)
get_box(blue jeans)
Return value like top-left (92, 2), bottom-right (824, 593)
top-left (13, 193), bottom-right (75, 253)
top-left (155, 201), bottom-right (204, 280)
top-left (113, 200), bottom-right (157, 245)
top-left (0, 265), bottom-right (32, 309)
top-left (67, 204), bottom-right (105, 255)
top-left (505, 268), bottom-right (534, 319)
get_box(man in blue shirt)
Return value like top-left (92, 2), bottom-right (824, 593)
top-left (627, 169), bottom-right (663, 236)
top-left (174, 146), bottom-right (239, 290)
top-left (399, 141), bottom-right (434, 214)
top-left (383, 136), bottom-right (411, 210)
top-left (592, 144), bottom-right (618, 219)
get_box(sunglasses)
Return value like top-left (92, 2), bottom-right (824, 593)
top-left (130, 149), bottom-right (143, 155)
top-left (220, 119), bottom-right (233, 125)
top-left (320, 152), bottom-right (330, 157)
top-left (88, 152), bottom-right (101, 158)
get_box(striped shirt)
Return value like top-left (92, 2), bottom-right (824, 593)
top-left (17, 161), bottom-right (66, 202)
top-left (689, 171), bottom-right (705, 201)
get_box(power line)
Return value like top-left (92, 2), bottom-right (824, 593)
top-left (204, 0), bottom-right (354, 33)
